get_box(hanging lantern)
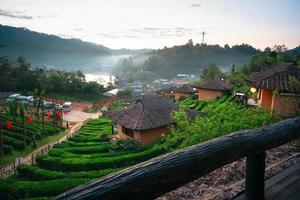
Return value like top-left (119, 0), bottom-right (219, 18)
top-left (63, 110), bottom-right (68, 115)
top-left (5, 121), bottom-right (12, 129)
top-left (250, 87), bottom-right (257, 93)
top-left (27, 117), bottom-right (33, 124)
top-left (58, 112), bottom-right (62, 119)
top-left (47, 113), bottom-right (51, 119)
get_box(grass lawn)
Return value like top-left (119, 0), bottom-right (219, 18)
top-left (0, 129), bottom-right (68, 167)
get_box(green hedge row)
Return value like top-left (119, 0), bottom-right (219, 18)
top-left (2, 130), bottom-right (31, 145)
top-left (3, 135), bottom-right (25, 150)
top-left (0, 178), bottom-right (90, 199)
top-left (36, 146), bottom-right (166, 171)
top-left (49, 147), bottom-right (139, 158)
top-left (17, 164), bottom-right (65, 180)
top-left (53, 143), bottom-right (112, 154)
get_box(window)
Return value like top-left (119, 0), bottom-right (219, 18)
top-left (122, 126), bottom-right (134, 138)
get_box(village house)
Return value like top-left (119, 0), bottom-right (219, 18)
top-left (250, 62), bottom-right (300, 116)
top-left (193, 78), bottom-right (232, 101)
top-left (174, 84), bottom-right (197, 101)
top-left (155, 86), bottom-right (177, 99)
top-left (104, 95), bottom-right (201, 146)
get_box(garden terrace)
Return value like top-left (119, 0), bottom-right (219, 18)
top-left (0, 97), bottom-right (283, 199)
top-left (56, 117), bottom-right (300, 200)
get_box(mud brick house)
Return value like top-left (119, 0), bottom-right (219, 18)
top-left (193, 78), bottom-right (232, 101)
top-left (250, 63), bottom-right (300, 116)
top-left (104, 95), bottom-right (201, 146)
top-left (174, 84), bottom-right (197, 101)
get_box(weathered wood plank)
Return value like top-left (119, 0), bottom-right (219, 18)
top-left (56, 117), bottom-right (300, 200)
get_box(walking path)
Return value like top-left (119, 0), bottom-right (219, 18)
top-left (0, 110), bottom-right (101, 179)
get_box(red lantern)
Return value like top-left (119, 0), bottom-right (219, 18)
top-left (47, 113), bottom-right (51, 119)
top-left (27, 117), bottom-right (33, 124)
top-left (63, 110), bottom-right (68, 115)
top-left (5, 121), bottom-right (12, 129)
top-left (58, 112), bottom-right (62, 119)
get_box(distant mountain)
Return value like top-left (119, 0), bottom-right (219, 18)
top-left (0, 24), bottom-right (152, 72)
top-left (113, 42), bottom-right (261, 80)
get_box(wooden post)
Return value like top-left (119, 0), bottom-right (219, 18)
top-left (245, 151), bottom-right (266, 200)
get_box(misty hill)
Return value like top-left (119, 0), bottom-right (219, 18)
top-left (114, 41), bottom-right (260, 80)
top-left (0, 24), bottom-right (151, 72)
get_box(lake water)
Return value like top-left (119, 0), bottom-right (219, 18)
top-left (85, 73), bottom-right (116, 87)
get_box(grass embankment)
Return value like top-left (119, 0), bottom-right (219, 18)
top-left (0, 96), bottom-right (280, 199)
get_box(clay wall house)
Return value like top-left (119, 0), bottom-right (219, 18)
top-left (104, 95), bottom-right (201, 146)
top-left (193, 78), bottom-right (232, 101)
top-left (250, 63), bottom-right (300, 116)
top-left (174, 84), bottom-right (197, 101)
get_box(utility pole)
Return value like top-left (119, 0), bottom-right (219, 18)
top-left (202, 31), bottom-right (206, 44)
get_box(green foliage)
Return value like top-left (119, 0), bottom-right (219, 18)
top-left (108, 100), bottom-right (127, 111)
top-left (0, 56), bottom-right (105, 102)
top-left (0, 178), bottom-right (90, 200)
top-left (17, 164), bottom-right (65, 180)
top-left (111, 139), bottom-right (141, 151)
top-left (200, 64), bottom-right (224, 82)
top-left (166, 97), bottom-right (280, 150)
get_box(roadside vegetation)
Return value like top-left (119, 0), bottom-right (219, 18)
top-left (0, 96), bottom-right (280, 199)
top-left (0, 56), bottom-right (106, 102)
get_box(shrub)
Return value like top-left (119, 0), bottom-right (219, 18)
top-left (17, 164), bottom-right (65, 180)
top-left (0, 178), bottom-right (90, 199)
top-left (111, 138), bottom-right (141, 151)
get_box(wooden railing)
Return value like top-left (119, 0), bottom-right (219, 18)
top-left (56, 117), bottom-right (300, 200)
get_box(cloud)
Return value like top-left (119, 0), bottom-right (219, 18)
top-left (74, 28), bottom-right (83, 32)
top-left (191, 4), bottom-right (202, 8)
top-left (0, 9), bottom-right (33, 20)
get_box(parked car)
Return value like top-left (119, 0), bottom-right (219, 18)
top-left (42, 101), bottom-right (55, 109)
top-left (62, 102), bottom-right (72, 111)
top-left (6, 94), bottom-right (21, 102)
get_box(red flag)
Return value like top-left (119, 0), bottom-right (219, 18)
top-left (27, 117), bottom-right (33, 124)
top-left (5, 121), bottom-right (12, 129)
top-left (47, 113), bottom-right (51, 119)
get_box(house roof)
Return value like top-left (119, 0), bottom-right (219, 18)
top-left (193, 78), bottom-right (232, 91)
top-left (155, 86), bottom-right (177, 95)
top-left (103, 95), bottom-right (202, 131)
top-left (174, 84), bottom-right (196, 94)
top-left (249, 63), bottom-right (300, 94)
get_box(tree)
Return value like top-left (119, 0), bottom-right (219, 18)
top-left (200, 64), bottom-right (224, 82)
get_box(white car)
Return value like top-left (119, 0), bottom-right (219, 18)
top-left (6, 94), bottom-right (21, 102)
top-left (62, 102), bottom-right (72, 111)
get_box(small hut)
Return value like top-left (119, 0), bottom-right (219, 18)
top-left (104, 95), bottom-right (201, 146)
top-left (250, 63), bottom-right (300, 116)
top-left (193, 78), bottom-right (232, 101)
top-left (174, 84), bottom-right (197, 101)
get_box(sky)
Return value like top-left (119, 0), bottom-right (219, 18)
top-left (0, 0), bottom-right (300, 50)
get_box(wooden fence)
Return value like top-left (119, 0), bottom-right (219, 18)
top-left (0, 118), bottom-right (91, 178)
top-left (56, 117), bottom-right (300, 200)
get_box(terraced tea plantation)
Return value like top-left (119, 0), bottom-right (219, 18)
top-left (0, 117), bottom-right (166, 200)
top-left (0, 98), bottom-right (279, 199)
top-left (0, 113), bottom-right (65, 156)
